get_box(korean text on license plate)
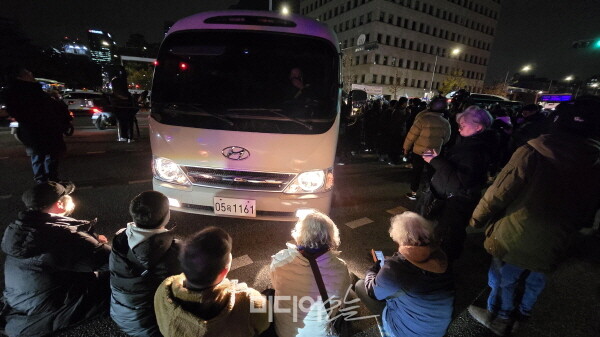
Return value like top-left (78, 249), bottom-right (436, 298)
top-left (213, 197), bottom-right (256, 217)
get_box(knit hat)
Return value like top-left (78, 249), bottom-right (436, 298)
top-left (22, 181), bottom-right (75, 210)
top-left (129, 191), bottom-right (170, 229)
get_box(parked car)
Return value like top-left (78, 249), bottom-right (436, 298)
top-left (89, 96), bottom-right (116, 130)
top-left (446, 92), bottom-right (523, 111)
top-left (62, 91), bottom-right (104, 113)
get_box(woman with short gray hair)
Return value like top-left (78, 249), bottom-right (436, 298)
top-left (420, 104), bottom-right (497, 260)
top-left (356, 211), bottom-right (454, 337)
top-left (270, 209), bottom-right (351, 337)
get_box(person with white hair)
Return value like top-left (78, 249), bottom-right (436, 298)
top-left (269, 210), bottom-right (351, 337)
top-left (420, 105), bottom-right (498, 261)
top-left (355, 212), bottom-right (454, 337)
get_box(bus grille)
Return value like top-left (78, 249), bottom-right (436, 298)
top-left (183, 167), bottom-right (296, 192)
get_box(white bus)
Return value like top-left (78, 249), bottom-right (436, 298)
top-left (150, 11), bottom-right (341, 221)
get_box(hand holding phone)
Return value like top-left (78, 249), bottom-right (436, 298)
top-left (371, 249), bottom-right (385, 267)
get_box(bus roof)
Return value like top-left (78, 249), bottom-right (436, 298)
top-left (167, 10), bottom-right (339, 51)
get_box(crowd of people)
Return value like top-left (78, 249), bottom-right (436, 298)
top-left (0, 90), bottom-right (599, 337)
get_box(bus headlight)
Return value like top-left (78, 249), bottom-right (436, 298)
top-left (153, 157), bottom-right (192, 186)
top-left (284, 168), bottom-right (334, 193)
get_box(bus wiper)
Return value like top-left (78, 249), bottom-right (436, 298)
top-left (166, 103), bottom-right (234, 126)
top-left (227, 108), bottom-right (312, 130)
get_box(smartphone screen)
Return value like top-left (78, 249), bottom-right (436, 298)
top-left (372, 249), bottom-right (385, 267)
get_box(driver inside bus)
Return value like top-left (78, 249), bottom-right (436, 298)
top-left (285, 67), bottom-right (314, 101)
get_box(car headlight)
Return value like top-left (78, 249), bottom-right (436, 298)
top-left (284, 168), bottom-right (334, 193)
top-left (152, 157), bottom-right (191, 186)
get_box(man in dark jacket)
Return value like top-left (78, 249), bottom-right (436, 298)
top-left (110, 191), bottom-right (182, 337)
top-left (508, 103), bottom-right (548, 155)
top-left (1, 182), bottom-right (111, 337)
top-left (468, 97), bottom-right (600, 336)
top-left (4, 66), bottom-right (72, 183)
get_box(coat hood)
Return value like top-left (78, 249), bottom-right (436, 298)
top-left (399, 245), bottom-right (448, 273)
top-left (528, 133), bottom-right (600, 170)
top-left (124, 223), bottom-right (175, 269)
top-left (1, 211), bottom-right (91, 258)
top-left (155, 274), bottom-right (242, 336)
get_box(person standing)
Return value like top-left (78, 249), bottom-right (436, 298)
top-left (421, 106), bottom-right (496, 261)
top-left (403, 97), bottom-right (451, 200)
top-left (109, 66), bottom-right (137, 143)
top-left (4, 66), bottom-right (72, 183)
top-left (508, 103), bottom-right (548, 155)
top-left (467, 96), bottom-right (600, 336)
top-left (1, 182), bottom-right (111, 337)
top-left (110, 191), bottom-right (182, 337)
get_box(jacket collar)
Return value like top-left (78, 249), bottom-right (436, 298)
top-left (399, 245), bottom-right (448, 273)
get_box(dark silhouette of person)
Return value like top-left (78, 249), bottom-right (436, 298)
top-left (3, 66), bottom-right (72, 183)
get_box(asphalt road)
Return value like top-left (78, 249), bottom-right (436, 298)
top-left (0, 114), bottom-right (598, 337)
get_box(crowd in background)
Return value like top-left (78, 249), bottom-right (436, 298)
top-left (1, 93), bottom-right (599, 337)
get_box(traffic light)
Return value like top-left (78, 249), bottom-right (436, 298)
top-left (572, 38), bottom-right (600, 49)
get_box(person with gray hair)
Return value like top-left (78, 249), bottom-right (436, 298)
top-left (355, 212), bottom-right (454, 337)
top-left (419, 105), bottom-right (497, 261)
top-left (269, 209), bottom-right (351, 337)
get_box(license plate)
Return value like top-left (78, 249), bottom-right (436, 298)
top-left (213, 197), bottom-right (256, 217)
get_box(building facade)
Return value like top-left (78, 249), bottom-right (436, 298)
top-left (300, 0), bottom-right (501, 99)
top-left (87, 29), bottom-right (119, 65)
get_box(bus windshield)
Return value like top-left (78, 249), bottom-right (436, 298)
top-left (152, 30), bottom-right (339, 134)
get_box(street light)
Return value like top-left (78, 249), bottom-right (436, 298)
top-left (565, 75), bottom-right (574, 81)
top-left (281, 5), bottom-right (290, 15)
top-left (429, 48), bottom-right (462, 98)
top-left (522, 65), bottom-right (532, 72)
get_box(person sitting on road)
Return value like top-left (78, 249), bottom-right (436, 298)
top-left (109, 191), bottom-right (182, 337)
top-left (355, 212), bottom-right (454, 337)
top-left (270, 209), bottom-right (352, 337)
top-left (1, 182), bottom-right (111, 337)
top-left (154, 226), bottom-right (269, 337)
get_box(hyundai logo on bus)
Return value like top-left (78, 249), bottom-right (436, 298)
top-left (222, 146), bottom-right (250, 160)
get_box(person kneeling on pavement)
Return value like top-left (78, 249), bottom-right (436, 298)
top-left (154, 227), bottom-right (270, 337)
top-left (1, 182), bottom-right (111, 337)
top-left (270, 209), bottom-right (352, 337)
top-left (110, 191), bottom-right (182, 337)
top-left (355, 212), bottom-right (454, 337)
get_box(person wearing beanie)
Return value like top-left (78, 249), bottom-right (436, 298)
top-left (154, 227), bottom-right (269, 337)
top-left (109, 191), bottom-right (182, 337)
top-left (1, 182), bottom-right (111, 337)
top-left (468, 96), bottom-right (600, 336)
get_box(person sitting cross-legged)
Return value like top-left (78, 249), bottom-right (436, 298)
top-left (1, 182), bottom-right (111, 337)
top-left (355, 212), bottom-right (455, 337)
top-left (109, 191), bottom-right (182, 337)
top-left (269, 209), bottom-right (352, 337)
top-left (154, 227), bottom-right (270, 337)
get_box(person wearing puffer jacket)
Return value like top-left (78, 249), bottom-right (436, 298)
top-left (109, 191), bottom-right (182, 337)
top-left (1, 182), bottom-right (111, 337)
top-left (270, 210), bottom-right (352, 337)
top-left (355, 212), bottom-right (454, 337)
top-left (403, 97), bottom-right (451, 200)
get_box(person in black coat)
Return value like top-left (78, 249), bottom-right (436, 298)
top-left (1, 182), bottom-right (111, 337)
top-left (3, 66), bottom-right (72, 183)
top-left (509, 104), bottom-right (548, 155)
top-left (109, 191), bottom-right (182, 337)
top-left (422, 106), bottom-right (496, 261)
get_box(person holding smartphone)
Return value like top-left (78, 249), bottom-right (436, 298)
top-left (355, 212), bottom-right (454, 337)
top-left (421, 105), bottom-right (496, 261)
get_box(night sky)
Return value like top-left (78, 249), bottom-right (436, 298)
top-left (2, 0), bottom-right (599, 82)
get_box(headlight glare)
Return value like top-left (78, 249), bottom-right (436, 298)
top-left (284, 168), bottom-right (334, 193)
top-left (153, 157), bottom-right (191, 186)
